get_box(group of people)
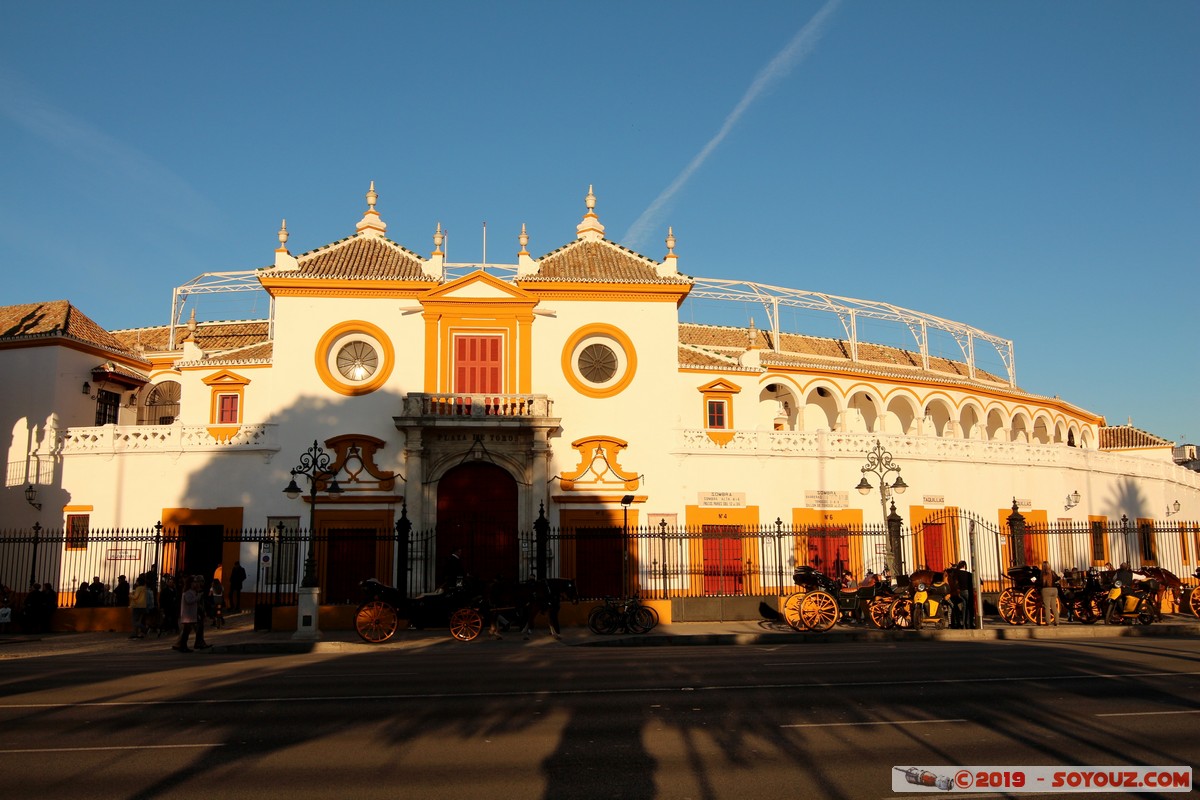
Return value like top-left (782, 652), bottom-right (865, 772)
top-left (74, 575), bottom-right (131, 608)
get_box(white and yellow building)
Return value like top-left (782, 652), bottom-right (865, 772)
top-left (3, 185), bottom-right (1198, 605)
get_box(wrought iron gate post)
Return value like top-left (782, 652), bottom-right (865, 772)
top-left (534, 501), bottom-right (548, 582)
top-left (886, 501), bottom-right (904, 576)
top-left (1007, 499), bottom-right (1026, 568)
top-left (396, 500), bottom-right (412, 592)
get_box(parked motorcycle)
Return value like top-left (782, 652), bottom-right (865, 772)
top-left (1103, 579), bottom-right (1156, 625)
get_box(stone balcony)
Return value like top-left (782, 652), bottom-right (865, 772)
top-left (394, 393), bottom-right (558, 431)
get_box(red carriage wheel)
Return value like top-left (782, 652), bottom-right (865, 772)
top-left (354, 600), bottom-right (399, 644)
top-left (799, 591), bottom-right (838, 632)
top-left (449, 608), bottom-right (483, 641)
top-left (997, 587), bottom-right (1024, 625)
top-left (1189, 587), bottom-right (1200, 619)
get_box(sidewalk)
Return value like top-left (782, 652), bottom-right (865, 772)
top-left (2, 609), bottom-right (1199, 659)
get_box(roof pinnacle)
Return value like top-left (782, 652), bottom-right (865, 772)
top-left (356, 181), bottom-right (387, 238)
top-left (433, 222), bottom-right (444, 256)
top-left (575, 184), bottom-right (605, 241)
top-left (518, 223), bottom-right (529, 256)
top-left (277, 219), bottom-right (289, 252)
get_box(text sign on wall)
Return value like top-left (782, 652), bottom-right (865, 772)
top-left (1014, 498), bottom-right (1032, 510)
top-left (923, 495), bottom-right (944, 505)
top-left (805, 490), bottom-right (849, 509)
top-left (698, 491), bottom-right (746, 508)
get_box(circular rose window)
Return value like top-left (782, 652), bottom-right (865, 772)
top-left (337, 340), bottom-right (378, 381)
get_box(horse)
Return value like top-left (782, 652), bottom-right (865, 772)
top-left (1134, 566), bottom-right (1181, 620)
top-left (487, 577), bottom-right (579, 640)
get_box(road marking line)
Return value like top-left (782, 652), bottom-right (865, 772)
top-left (767, 660), bottom-right (880, 666)
top-left (1, 670), bottom-right (1196, 710)
top-left (782, 718), bottom-right (967, 728)
top-left (0, 744), bottom-right (225, 754)
top-left (1096, 709), bottom-right (1200, 717)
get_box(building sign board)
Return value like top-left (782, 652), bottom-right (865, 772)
top-left (805, 490), bottom-right (848, 509)
top-left (698, 491), bottom-right (746, 508)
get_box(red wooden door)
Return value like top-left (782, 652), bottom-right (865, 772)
top-left (436, 461), bottom-right (517, 583)
top-left (702, 526), bottom-right (742, 595)
top-left (455, 335), bottom-right (502, 393)
top-left (807, 529), bottom-right (849, 578)
top-left (921, 523), bottom-right (946, 571)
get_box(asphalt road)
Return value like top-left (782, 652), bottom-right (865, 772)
top-left (1, 637), bottom-right (1197, 799)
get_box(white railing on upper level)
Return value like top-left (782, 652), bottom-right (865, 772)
top-left (677, 429), bottom-right (1200, 488)
top-left (51, 423), bottom-right (279, 456)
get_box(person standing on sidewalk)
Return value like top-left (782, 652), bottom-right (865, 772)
top-left (129, 575), bottom-right (148, 639)
top-left (173, 576), bottom-right (211, 652)
top-left (229, 561), bottom-right (247, 613)
top-left (1039, 561), bottom-right (1059, 626)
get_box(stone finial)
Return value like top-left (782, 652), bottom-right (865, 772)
top-left (356, 181), bottom-right (387, 237)
top-left (433, 222), bottom-right (444, 255)
top-left (518, 223), bottom-right (529, 256)
top-left (274, 218), bottom-right (299, 270)
top-left (665, 226), bottom-right (676, 256)
top-left (747, 317), bottom-right (758, 350)
top-left (576, 184), bottom-right (605, 241)
top-left (656, 225), bottom-right (679, 277)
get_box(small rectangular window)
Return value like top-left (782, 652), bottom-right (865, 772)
top-left (706, 400), bottom-right (727, 429)
top-left (1139, 523), bottom-right (1156, 562)
top-left (95, 390), bottom-right (120, 426)
top-left (217, 394), bottom-right (240, 424)
top-left (66, 514), bottom-right (90, 550)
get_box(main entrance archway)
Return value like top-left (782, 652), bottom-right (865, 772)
top-left (436, 461), bottom-right (519, 584)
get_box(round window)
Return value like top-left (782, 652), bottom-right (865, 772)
top-left (578, 343), bottom-right (617, 384)
top-left (315, 320), bottom-right (393, 396)
top-left (337, 340), bottom-right (378, 381)
top-left (562, 324), bottom-right (637, 398)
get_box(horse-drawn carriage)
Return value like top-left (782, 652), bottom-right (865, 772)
top-left (353, 575), bottom-right (579, 643)
top-left (784, 567), bottom-right (897, 632)
top-left (354, 577), bottom-right (489, 643)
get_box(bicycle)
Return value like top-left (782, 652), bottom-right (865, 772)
top-left (587, 596), bottom-right (659, 634)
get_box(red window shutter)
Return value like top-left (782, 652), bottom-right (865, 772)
top-left (455, 336), bottom-right (503, 393)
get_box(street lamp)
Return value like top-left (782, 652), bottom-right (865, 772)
top-left (856, 440), bottom-right (907, 576)
top-left (282, 440), bottom-right (344, 589)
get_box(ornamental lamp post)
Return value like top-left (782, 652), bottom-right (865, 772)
top-left (856, 440), bottom-right (908, 577)
top-left (282, 440), bottom-right (343, 638)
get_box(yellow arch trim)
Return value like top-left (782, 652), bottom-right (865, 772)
top-left (561, 323), bottom-right (638, 399)
top-left (315, 320), bottom-right (395, 396)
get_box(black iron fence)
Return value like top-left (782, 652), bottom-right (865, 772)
top-left (1, 517), bottom-right (1197, 615)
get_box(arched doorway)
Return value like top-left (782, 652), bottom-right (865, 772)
top-left (436, 461), bottom-right (519, 584)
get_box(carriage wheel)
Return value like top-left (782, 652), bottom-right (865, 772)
top-left (799, 591), bottom-right (838, 632)
top-left (1021, 588), bottom-right (1061, 625)
top-left (449, 608), bottom-right (483, 641)
top-left (783, 593), bottom-right (806, 631)
top-left (1077, 596), bottom-right (1103, 624)
top-left (868, 596), bottom-right (894, 629)
top-left (1190, 588), bottom-right (1200, 619)
top-left (354, 601), bottom-right (399, 644)
top-left (889, 597), bottom-right (913, 629)
top-left (997, 588), bottom-right (1024, 625)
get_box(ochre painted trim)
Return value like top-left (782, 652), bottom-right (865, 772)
top-left (561, 323), bottom-right (638, 399)
top-left (62, 505), bottom-right (94, 513)
top-left (314, 320), bottom-right (395, 396)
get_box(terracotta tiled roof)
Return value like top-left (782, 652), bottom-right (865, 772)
top-left (111, 320), bottom-right (270, 353)
top-left (679, 346), bottom-right (741, 368)
top-left (90, 360), bottom-right (150, 385)
top-left (195, 341), bottom-right (274, 365)
top-left (1099, 425), bottom-right (1173, 450)
top-left (525, 240), bottom-right (692, 284)
top-left (679, 323), bottom-right (1007, 385)
top-left (289, 235), bottom-right (433, 281)
top-left (0, 301), bottom-right (143, 359)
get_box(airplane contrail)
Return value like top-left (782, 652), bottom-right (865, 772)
top-left (623, 0), bottom-right (842, 249)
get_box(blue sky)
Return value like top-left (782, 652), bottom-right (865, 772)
top-left (2, 2), bottom-right (1197, 443)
